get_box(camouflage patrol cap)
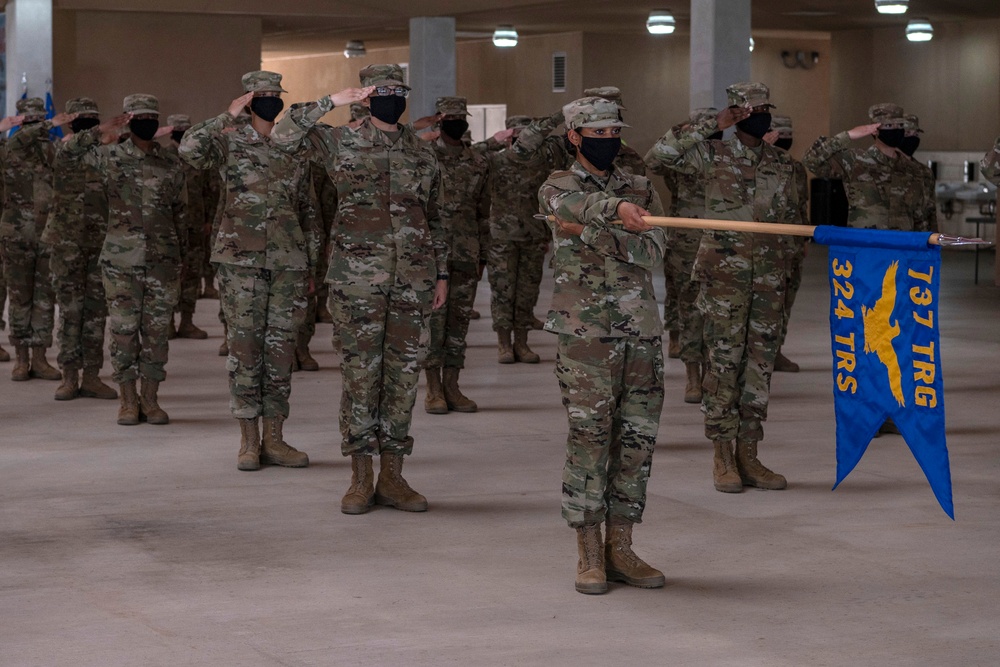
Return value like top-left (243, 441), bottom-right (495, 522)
top-left (868, 103), bottom-right (905, 128)
top-left (359, 64), bottom-right (410, 90)
top-left (242, 71), bottom-right (287, 94)
top-left (349, 103), bottom-right (370, 121)
top-left (167, 114), bottom-right (191, 130)
top-left (689, 107), bottom-right (718, 124)
top-left (563, 96), bottom-right (630, 130)
top-left (16, 97), bottom-right (46, 118)
top-left (726, 82), bottom-right (775, 109)
top-left (904, 113), bottom-right (924, 134)
top-left (436, 96), bottom-right (471, 117)
top-left (123, 93), bottom-right (159, 115)
top-left (505, 115), bottom-right (532, 130)
top-left (66, 97), bottom-right (99, 116)
top-left (771, 114), bottom-right (793, 137)
top-left (583, 86), bottom-right (626, 109)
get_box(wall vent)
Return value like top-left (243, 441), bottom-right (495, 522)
top-left (552, 52), bottom-right (567, 93)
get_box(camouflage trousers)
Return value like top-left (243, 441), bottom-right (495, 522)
top-left (556, 334), bottom-right (664, 528)
top-left (426, 262), bottom-right (478, 369)
top-left (102, 262), bottom-right (181, 384)
top-left (0, 250), bottom-right (8, 331)
top-left (778, 247), bottom-right (806, 349)
top-left (299, 283), bottom-right (320, 344)
top-left (50, 243), bottom-right (108, 370)
top-left (176, 238), bottom-right (206, 315)
top-left (697, 279), bottom-right (784, 443)
top-left (330, 284), bottom-right (432, 457)
top-left (664, 229), bottom-right (704, 363)
top-left (0, 241), bottom-right (55, 348)
top-left (488, 238), bottom-right (545, 331)
top-left (217, 264), bottom-right (308, 419)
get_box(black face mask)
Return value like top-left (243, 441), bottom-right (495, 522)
top-left (899, 135), bottom-right (921, 157)
top-left (369, 96), bottom-right (407, 125)
top-left (774, 137), bottom-right (793, 151)
top-left (129, 118), bottom-right (159, 141)
top-left (578, 136), bottom-right (622, 172)
top-left (736, 113), bottom-right (772, 140)
top-left (250, 96), bottom-right (284, 123)
top-left (877, 128), bottom-right (905, 149)
top-left (440, 118), bottom-right (469, 141)
top-left (70, 117), bottom-right (100, 134)
top-left (707, 131), bottom-right (724, 141)
top-left (171, 130), bottom-right (186, 144)
top-left (23, 119), bottom-right (43, 125)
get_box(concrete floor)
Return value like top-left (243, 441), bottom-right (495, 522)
top-left (1, 247), bottom-right (997, 666)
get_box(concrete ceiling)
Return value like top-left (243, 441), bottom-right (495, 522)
top-left (36, 0), bottom-right (1000, 56)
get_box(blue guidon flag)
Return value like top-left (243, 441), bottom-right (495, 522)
top-left (814, 226), bottom-right (952, 519)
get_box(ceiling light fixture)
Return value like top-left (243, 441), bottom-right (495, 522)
top-left (906, 18), bottom-right (933, 42)
top-left (875, 0), bottom-right (908, 15)
top-left (646, 10), bottom-right (676, 35)
top-left (344, 40), bottom-right (366, 58)
top-left (492, 25), bottom-right (518, 47)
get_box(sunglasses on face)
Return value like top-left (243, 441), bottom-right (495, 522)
top-left (373, 86), bottom-right (409, 98)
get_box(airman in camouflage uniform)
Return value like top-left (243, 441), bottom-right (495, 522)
top-left (765, 114), bottom-right (811, 373)
top-left (900, 114), bottom-right (937, 233)
top-left (540, 96), bottom-right (667, 595)
top-left (63, 93), bottom-right (186, 426)
top-left (646, 107), bottom-right (717, 403)
top-left (0, 97), bottom-right (64, 383)
top-left (423, 96), bottom-right (491, 414)
top-left (803, 103), bottom-right (932, 232)
top-left (476, 115), bottom-right (556, 363)
top-left (649, 82), bottom-right (798, 494)
top-left (164, 113), bottom-right (209, 341)
top-left (181, 71), bottom-right (322, 471)
top-left (45, 97), bottom-right (118, 400)
top-left (0, 117), bottom-right (13, 364)
top-left (272, 64), bottom-right (446, 515)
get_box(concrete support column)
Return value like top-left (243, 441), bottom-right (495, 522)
top-left (689, 0), bottom-right (751, 111)
top-left (408, 17), bottom-right (456, 120)
top-left (5, 0), bottom-right (53, 115)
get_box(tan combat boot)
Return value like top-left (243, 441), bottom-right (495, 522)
top-left (117, 380), bottom-right (140, 425)
top-left (424, 367), bottom-right (448, 414)
top-left (11, 345), bottom-right (30, 381)
top-left (79, 367), bottom-right (118, 399)
top-left (667, 330), bottom-right (680, 359)
top-left (260, 416), bottom-right (309, 467)
top-left (513, 329), bottom-right (540, 364)
top-left (375, 453), bottom-right (427, 511)
top-left (201, 280), bottom-right (219, 299)
top-left (575, 524), bottom-right (607, 595)
top-left (29, 347), bottom-right (62, 380)
top-left (138, 377), bottom-right (169, 425)
top-left (218, 323), bottom-right (229, 357)
top-left (341, 454), bottom-right (375, 514)
top-left (177, 312), bottom-right (208, 339)
top-left (167, 316), bottom-right (177, 340)
top-left (295, 334), bottom-right (319, 372)
top-left (316, 301), bottom-right (334, 324)
top-left (774, 349), bottom-right (799, 372)
top-left (469, 309), bottom-right (481, 320)
top-left (237, 418), bottom-right (261, 471)
top-left (54, 366), bottom-right (80, 401)
top-left (531, 314), bottom-right (544, 330)
top-left (0, 342), bottom-right (10, 362)
top-left (713, 440), bottom-right (743, 493)
top-left (496, 327), bottom-right (515, 364)
top-left (735, 440), bottom-right (787, 490)
top-left (683, 362), bottom-right (703, 404)
top-left (605, 518), bottom-right (665, 589)
top-left (442, 367), bottom-right (477, 412)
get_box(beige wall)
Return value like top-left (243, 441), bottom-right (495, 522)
top-left (54, 10), bottom-right (261, 124)
top-left (832, 20), bottom-right (1000, 152)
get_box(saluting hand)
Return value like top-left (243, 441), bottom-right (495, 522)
top-left (493, 128), bottom-right (516, 145)
top-left (154, 125), bottom-right (174, 140)
top-left (717, 106), bottom-right (750, 131)
top-left (50, 112), bottom-right (77, 128)
top-left (411, 114), bottom-right (443, 131)
top-left (99, 114), bottom-right (129, 144)
top-left (848, 123), bottom-right (880, 140)
top-left (762, 130), bottom-right (780, 146)
top-left (228, 93), bottom-right (253, 118)
top-left (0, 115), bottom-right (25, 133)
top-left (330, 86), bottom-right (376, 108)
top-left (617, 202), bottom-right (652, 233)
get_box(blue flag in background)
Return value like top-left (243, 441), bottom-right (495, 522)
top-left (45, 91), bottom-right (63, 141)
top-left (814, 226), bottom-right (952, 518)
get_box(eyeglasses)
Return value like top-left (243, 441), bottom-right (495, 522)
top-left (373, 86), bottom-right (409, 98)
